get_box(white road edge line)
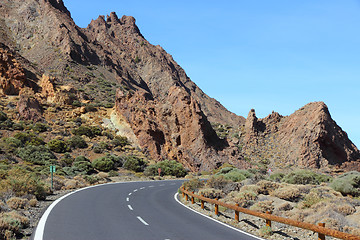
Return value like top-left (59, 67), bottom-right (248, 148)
top-left (174, 193), bottom-right (265, 240)
top-left (128, 205), bottom-right (133, 210)
top-left (137, 216), bottom-right (149, 225)
top-left (126, 197), bottom-right (129, 202)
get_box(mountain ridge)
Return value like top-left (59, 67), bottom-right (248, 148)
top-left (0, 0), bottom-right (359, 171)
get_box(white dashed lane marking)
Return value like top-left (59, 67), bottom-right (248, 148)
top-left (140, 187), bottom-right (145, 190)
top-left (133, 189), bottom-right (138, 192)
top-left (128, 205), bottom-right (133, 211)
top-left (159, 184), bottom-right (165, 186)
top-left (149, 185), bottom-right (154, 188)
top-left (128, 192), bottom-right (132, 196)
top-left (126, 197), bottom-right (129, 202)
top-left (137, 216), bottom-right (149, 226)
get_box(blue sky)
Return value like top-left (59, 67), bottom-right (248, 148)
top-left (63, 0), bottom-right (360, 148)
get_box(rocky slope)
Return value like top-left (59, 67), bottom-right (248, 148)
top-left (0, 0), bottom-right (359, 171)
top-left (241, 102), bottom-right (360, 171)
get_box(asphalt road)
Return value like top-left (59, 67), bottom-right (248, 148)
top-left (34, 180), bottom-right (262, 240)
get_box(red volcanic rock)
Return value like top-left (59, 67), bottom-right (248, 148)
top-left (17, 93), bottom-right (43, 122)
top-left (116, 86), bottom-right (248, 171)
top-left (0, 48), bottom-right (26, 95)
top-left (242, 102), bottom-right (360, 169)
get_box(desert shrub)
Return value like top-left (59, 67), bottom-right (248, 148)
top-left (1, 138), bottom-right (22, 153)
top-left (66, 136), bottom-right (87, 149)
top-left (0, 111), bottom-right (7, 122)
top-left (13, 132), bottom-right (45, 146)
top-left (47, 139), bottom-right (69, 153)
top-left (123, 156), bottom-right (147, 172)
top-left (1, 168), bottom-right (47, 200)
top-left (271, 185), bottom-right (302, 202)
top-left (250, 200), bottom-right (274, 213)
top-left (0, 211), bottom-right (29, 239)
top-left (330, 171), bottom-right (360, 196)
top-left (224, 191), bottom-right (254, 207)
top-left (83, 175), bottom-right (101, 184)
top-left (283, 170), bottom-right (331, 185)
top-left (108, 170), bottom-right (118, 177)
top-left (92, 156), bottom-right (115, 172)
top-left (216, 167), bottom-right (234, 175)
top-left (74, 156), bottom-right (90, 163)
top-left (72, 125), bottom-right (102, 138)
top-left (182, 178), bottom-right (204, 191)
top-left (257, 180), bottom-right (280, 195)
top-left (198, 188), bottom-right (223, 199)
top-left (206, 175), bottom-right (231, 190)
top-left (111, 136), bottom-right (130, 148)
top-left (259, 226), bottom-right (273, 238)
top-left (300, 192), bottom-right (324, 209)
top-left (32, 122), bottom-right (48, 133)
top-left (72, 161), bottom-right (93, 175)
top-left (84, 104), bottom-right (97, 112)
top-left (6, 197), bottom-right (29, 210)
top-left (269, 172), bottom-right (285, 182)
top-left (29, 198), bottom-right (38, 207)
top-left (16, 145), bottom-right (56, 165)
top-left (223, 169), bottom-right (252, 182)
top-left (59, 153), bottom-right (74, 167)
top-left (144, 160), bottom-right (186, 177)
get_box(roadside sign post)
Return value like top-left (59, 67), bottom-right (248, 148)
top-left (50, 165), bottom-right (56, 191)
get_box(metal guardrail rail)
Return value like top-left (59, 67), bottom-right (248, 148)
top-left (180, 187), bottom-right (360, 240)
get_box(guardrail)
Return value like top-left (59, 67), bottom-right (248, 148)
top-left (180, 187), bottom-right (360, 240)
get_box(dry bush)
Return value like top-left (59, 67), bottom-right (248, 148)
top-left (63, 177), bottom-right (87, 190)
top-left (224, 191), bottom-right (254, 208)
top-left (336, 204), bottom-right (356, 216)
top-left (97, 172), bottom-right (109, 179)
top-left (271, 185), bottom-right (302, 201)
top-left (256, 180), bottom-right (279, 195)
top-left (182, 178), bottom-right (204, 191)
top-left (298, 192), bottom-right (324, 209)
top-left (311, 186), bottom-right (342, 198)
top-left (6, 197), bottom-right (29, 210)
top-left (250, 200), bottom-right (274, 213)
top-left (0, 211), bottom-right (29, 239)
top-left (343, 226), bottom-right (360, 236)
top-left (206, 175), bottom-right (231, 190)
top-left (198, 188), bottom-right (223, 199)
top-left (240, 184), bottom-right (260, 194)
top-left (29, 198), bottom-right (38, 207)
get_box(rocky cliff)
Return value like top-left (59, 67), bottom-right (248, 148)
top-left (241, 102), bottom-right (360, 171)
top-left (0, 0), bottom-right (359, 171)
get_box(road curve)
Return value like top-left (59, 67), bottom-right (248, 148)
top-left (34, 180), bottom-right (263, 240)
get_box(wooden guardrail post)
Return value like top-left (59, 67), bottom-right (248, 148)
top-left (318, 223), bottom-right (325, 240)
top-left (235, 203), bottom-right (239, 222)
top-left (215, 198), bottom-right (219, 215)
top-left (185, 194), bottom-right (188, 201)
top-left (266, 211), bottom-right (272, 228)
top-left (182, 192), bottom-right (185, 198)
top-left (201, 195), bottom-right (204, 209)
top-left (191, 191), bottom-right (195, 204)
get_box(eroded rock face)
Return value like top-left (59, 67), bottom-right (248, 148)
top-left (242, 102), bottom-right (360, 169)
top-left (0, 48), bottom-right (26, 95)
top-left (116, 86), bottom-right (247, 171)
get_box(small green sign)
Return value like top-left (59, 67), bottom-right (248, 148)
top-left (50, 165), bottom-right (56, 173)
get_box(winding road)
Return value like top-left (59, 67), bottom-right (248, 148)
top-left (34, 180), bottom-right (262, 240)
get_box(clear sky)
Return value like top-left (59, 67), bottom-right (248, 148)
top-left (63, 0), bottom-right (360, 148)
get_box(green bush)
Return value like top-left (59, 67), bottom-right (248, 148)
top-left (111, 136), bottom-right (130, 148)
top-left (72, 126), bottom-right (102, 138)
top-left (123, 156), bottom-right (147, 172)
top-left (16, 145), bottom-right (56, 165)
top-left (72, 161), bottom-right (94, 175)
top-left (1, 137), bottom-right (23, 153)
top-left (330, 171), bottom-right (360, 196)
top-left (60, 153), bottom-right (74, 167)
top-left (67, 135), bottom-right (87, 149)
top-left (32, 123), bottom-right (48, 133)
top-left (13, 132), bottom-right (45, 146)
top-left (269, 172), bottom-right (285, 182)
top-left (144, 160), bottom-right (187, 177)
top-left (92, 156), bottom-right (115, 172)
top-left (0, 111), bottom-right (8, 121)
top-left (47, 139), bottom-right (69, 153)
top-left (223, 170), bottom-right (247, 182)
top-left (283, 170), bottom-right (331, 185)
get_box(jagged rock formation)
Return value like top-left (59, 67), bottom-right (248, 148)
top-left (0, 0), bottom-right (359, 171)
top-left (242, 102), bottom-right (360, 170)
